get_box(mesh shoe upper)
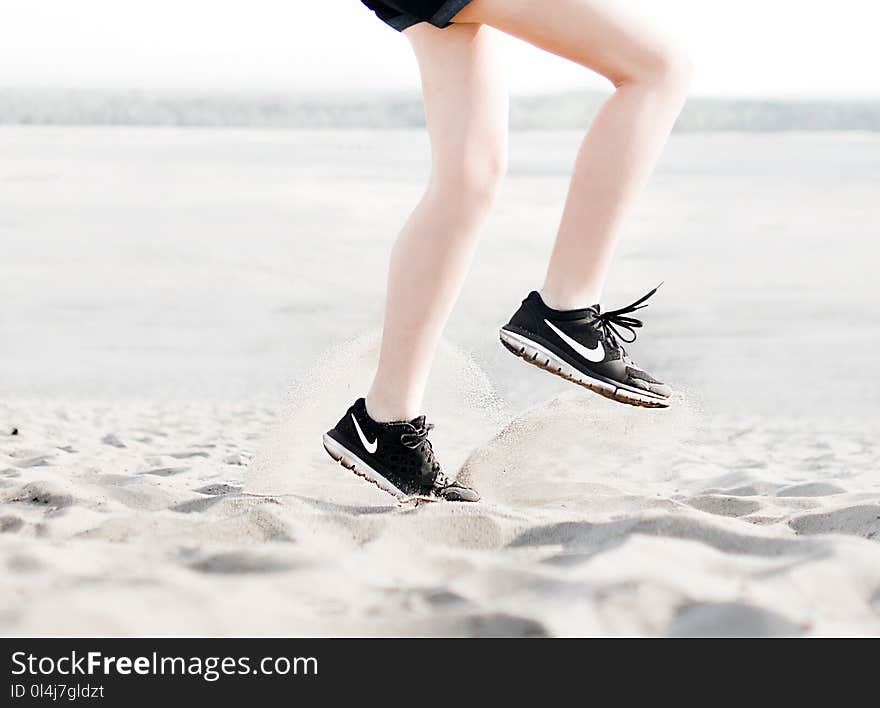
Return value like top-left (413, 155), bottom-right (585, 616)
top-left (327, 399), bottom-right (480, 502)
top-left (504, 290), bottom-right (671, 399)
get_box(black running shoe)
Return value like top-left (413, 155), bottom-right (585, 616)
top-left (500, 286), bottom-right (672, 408)
top-left (322, 398), bottom-right (480, 502)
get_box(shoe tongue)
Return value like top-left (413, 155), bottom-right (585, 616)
top-left (408, 415), bottom-right (427, 429)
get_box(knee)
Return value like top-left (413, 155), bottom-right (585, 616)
top-left (433, 144), bottom-right (508, 211)
top-left (463, 149), bottom-right (508, 205)
top-left (615, 42), bottom-right (693, 94)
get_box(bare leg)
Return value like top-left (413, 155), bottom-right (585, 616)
top-left (365, 23), bottom-right (508, 422)
top-left (456, 0), bottom-right (692, 309)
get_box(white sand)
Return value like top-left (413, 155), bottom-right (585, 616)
top-left (1, 126), bottom-right (879, 636)
top-left (3, 387), bottom-right (879, 637)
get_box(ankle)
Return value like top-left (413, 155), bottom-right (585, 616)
top-left (538, 287), bottom-right (601, 312)
top-left (364, 393), bottom-right (418, 424)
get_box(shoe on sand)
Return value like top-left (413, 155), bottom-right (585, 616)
top-left (500, 286), bottom-right (672, 408)
top-left (323, 398), bottom-right (480, 502)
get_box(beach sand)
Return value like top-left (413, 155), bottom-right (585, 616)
top-left (1, 126), bottom-right (879, 636)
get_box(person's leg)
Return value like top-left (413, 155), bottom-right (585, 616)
top-left (365, 23), bottom-right (508, 422)
top-left (455, 0), bottom-right (692, 310)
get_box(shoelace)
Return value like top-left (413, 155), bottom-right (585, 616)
top-left (596, 283), bottom-right (662, 345)
top-left (400, 423), bottom-right (446, 483)
top-left (400, 423), bottom-right (434, 450)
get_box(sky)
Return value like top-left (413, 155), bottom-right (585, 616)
top-left (0, 0), bottom-right (878, 99)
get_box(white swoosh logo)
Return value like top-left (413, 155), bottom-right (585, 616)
top-left (351, 414), bottom-right (378, 454)
top-left (544, 320), bottom-right (605, 363)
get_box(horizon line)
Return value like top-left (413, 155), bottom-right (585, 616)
top-left (1, 86), bottom-right (878, 105)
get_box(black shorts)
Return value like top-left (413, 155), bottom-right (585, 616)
top-left (361, 0), bottom-right (475, 32)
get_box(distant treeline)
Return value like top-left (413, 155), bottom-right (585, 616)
top-left (1, 89), bottom-right (878, 131)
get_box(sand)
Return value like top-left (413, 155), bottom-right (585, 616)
top-left (1, 126), bottom-right (879, 636)
top-left (3, 387), bottom-right (879, 637)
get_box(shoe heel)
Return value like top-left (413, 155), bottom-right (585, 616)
top-left (322, 433), bottom-right (409, 501)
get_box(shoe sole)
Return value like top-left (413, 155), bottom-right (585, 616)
top-left (499, 328), bottom-right (670, 409)
top-left (322, 433), bottom-right (438, 504)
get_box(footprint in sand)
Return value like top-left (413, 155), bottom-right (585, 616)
top-left (685, 495), bottom-right (761, 518)
top-left (9, 482), bottom-right (74, 510)
top-left (445, 613), bottom-right (549, 638)
top-left (0, 516), bottom-right (25, 533)
top-left (14, 455), bottom-right (54, 468)
top-left (419, 588), bottom-right (475, 611)
top-left (194, 484), bottom-right (242, 496)
top-left (789, 505), bottom-right (880, 540)
top-left (665, 602), bottom-right (804, 638)
top-left (171, 497), bottom-right (227, 514)
top-left (188, 551), bottom-right (296, 575)
top-left (140, 467), bottom-right (189, 477)
top-left (712, 482), bottom-right (780, 497)
top-left (777, 482), bottom-right (846, 497)
top-left (6, 554), bottom-right (41, 572)
top-left (511, 517), bottom-right (821, 558)
top-left (101, 433), bottom-right (126, 448)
